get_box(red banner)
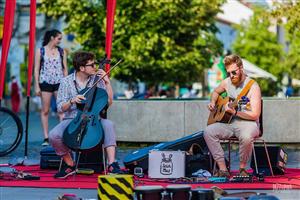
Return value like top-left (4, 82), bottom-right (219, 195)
top-left (105, 0), bottom-right (117, 72)
top-left (27, 0), bottom-right (36, 97)
top-left (0, 0), bottom-right (16, 100)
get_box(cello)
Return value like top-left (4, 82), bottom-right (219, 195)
top-left (63, 59), bottom-right (122, 151)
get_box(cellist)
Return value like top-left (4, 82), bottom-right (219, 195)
top-left (49, 51), bottom-right (124, 179)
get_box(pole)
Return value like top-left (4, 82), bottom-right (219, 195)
top-left (24, 0), bottom-right (36, 157)
top-left (24, 96), bottom-right (30, 157)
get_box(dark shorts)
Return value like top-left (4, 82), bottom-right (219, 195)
top-left (39, 82), bottom-right (60, 92)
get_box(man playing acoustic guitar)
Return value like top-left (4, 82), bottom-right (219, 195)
top-left (49, 51), bottom-right (124, 178)
top-left (204, 54), bottom-right (262, 177)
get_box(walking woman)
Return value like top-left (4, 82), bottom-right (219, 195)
top-left (34, 29), bottom-right (68, 146)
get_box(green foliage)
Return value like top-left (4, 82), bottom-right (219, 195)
top-left (39, 0), bottom-right (106, 53)
top-left (232, 7), bottom-right (284, 95)
top-left (284, 32), bottom-right (300, 79)
top-left (39, 0), bottom-right (224, 86)
top-left (271, 1), bottom-right (300, 80)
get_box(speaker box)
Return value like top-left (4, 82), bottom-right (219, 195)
top-left (40, 147), bottom-right (105, 172)
top-left (250, 146), bottom-right (288, 175)
top-left (40, 146), bottom-right (62, 169)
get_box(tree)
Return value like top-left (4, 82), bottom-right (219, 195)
top-left (232, 7), bottom-right (284, 96)
top-left (39, 0), bottom-right (224, 87)
top-left (271, 1), bottom-right (300, 80)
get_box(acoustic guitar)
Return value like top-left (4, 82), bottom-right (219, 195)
top-left (207, 79), bottom-right (255, 126)
top-left (207, 96), bottom-right (238, 125)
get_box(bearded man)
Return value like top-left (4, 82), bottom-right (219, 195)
top-left (204, 54), bottom-right (262, 177)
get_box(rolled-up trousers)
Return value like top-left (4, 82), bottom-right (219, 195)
top-left (204, 119), bottom-right (259, 164)
top-left (49, 118), bottom-right (116, 156)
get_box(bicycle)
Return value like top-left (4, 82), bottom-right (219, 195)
top-left (0, 106), bottom-right (23, 156)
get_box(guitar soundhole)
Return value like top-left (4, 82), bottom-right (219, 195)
top-left (220, 105), bottom-right (224, 112)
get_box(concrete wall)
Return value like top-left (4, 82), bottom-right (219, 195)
top-left (108, 100), bottom-right (300, 143)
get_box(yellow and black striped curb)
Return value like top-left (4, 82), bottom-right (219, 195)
top-left (98, 174), bottom-right (133, 200)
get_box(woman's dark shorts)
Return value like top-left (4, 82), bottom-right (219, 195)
top-left (39, 82), bottom-right (60, 92)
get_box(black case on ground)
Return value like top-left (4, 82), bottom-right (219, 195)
top-left (251, 146), bottom-right (288, 175)
top-left (40, 146), bottom-right (61, 169)
top-left (123, 131), bottom-right (213, 175)
top-left (40, 147), bottom-right (104, 173)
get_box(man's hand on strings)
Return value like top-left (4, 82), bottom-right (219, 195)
top-left (225, 102), bottom-right (236, 115)
top-left (207, 102), bottom-right (216, 111)
top-left (96, 69), bottom-right (110, 84)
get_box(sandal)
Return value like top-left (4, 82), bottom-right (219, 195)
top-left (214, 169), bottom-right (230, 178)
top-left (238, 168), bottom-right (249, 176)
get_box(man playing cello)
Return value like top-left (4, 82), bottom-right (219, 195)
top-left (49, 51), bottom-right (123, 178)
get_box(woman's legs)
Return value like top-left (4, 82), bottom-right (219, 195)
top-left (40, 91), bottom-right (52, 142)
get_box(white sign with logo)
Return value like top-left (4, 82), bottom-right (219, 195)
top-left (148, 150), bottom-right (185, 178)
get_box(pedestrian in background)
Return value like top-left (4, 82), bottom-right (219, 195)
top-left (9, 76), bottom-right (22, 113)
top-left (34, 29), bottom-right (68, 146)
top-left (285, 78), bottom-right (294, 98)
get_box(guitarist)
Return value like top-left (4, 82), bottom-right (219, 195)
top-left (204, 54), bottom-right (262, 178)
top-left (49, 51), bottom-right (124, 178)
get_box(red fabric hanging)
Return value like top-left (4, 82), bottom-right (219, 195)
top-left (105, 0), bottom-right (117, 72)
top-left (27, 0), bottom-right (36, 97)
top-left (0, 0), bottom-right (16, 100)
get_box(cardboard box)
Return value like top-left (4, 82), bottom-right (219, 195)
top-left (148, 150), bottom-right (185, 178)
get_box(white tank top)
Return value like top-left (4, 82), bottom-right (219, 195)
top-left (226, 76), bottom-right (253, 114)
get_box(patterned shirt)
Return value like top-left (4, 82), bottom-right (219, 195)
top-left (39, 52), bottom-right (64, 84)
top-left (57, 72), bottom-right (106, 119)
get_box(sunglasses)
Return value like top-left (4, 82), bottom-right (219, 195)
top-left (85, 62), bottom-right (97, 67)
top-left (227, 68), bottom-right (240, 77)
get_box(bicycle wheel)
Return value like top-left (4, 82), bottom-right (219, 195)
top-left (0, 107), bottom-right (23, 156)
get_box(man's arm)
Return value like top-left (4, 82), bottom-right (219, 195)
top-left (57, 78), bottom-right (73, 113)
top-left (105, 81), bottom-right (113, 106)
top-left (208, 79), bottom-right (227, 111)
top-left (97, 69), bottom-right (113, 106)
top-left (236, 82), bottom-right (261, 121)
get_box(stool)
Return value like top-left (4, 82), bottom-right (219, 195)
top-left (134, 185), bottom-right (164, 200)
top-left (191, 188), bottom-right (214, 200)
top-left (165, 184), bottom-right (191, 200)
top-left (58, 147), bottom-right (107, 175)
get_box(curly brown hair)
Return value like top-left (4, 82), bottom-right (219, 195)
top-left (223, 54), bottom-right (243, 68)
top-left (72, 51), bottom-right (95, 71)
